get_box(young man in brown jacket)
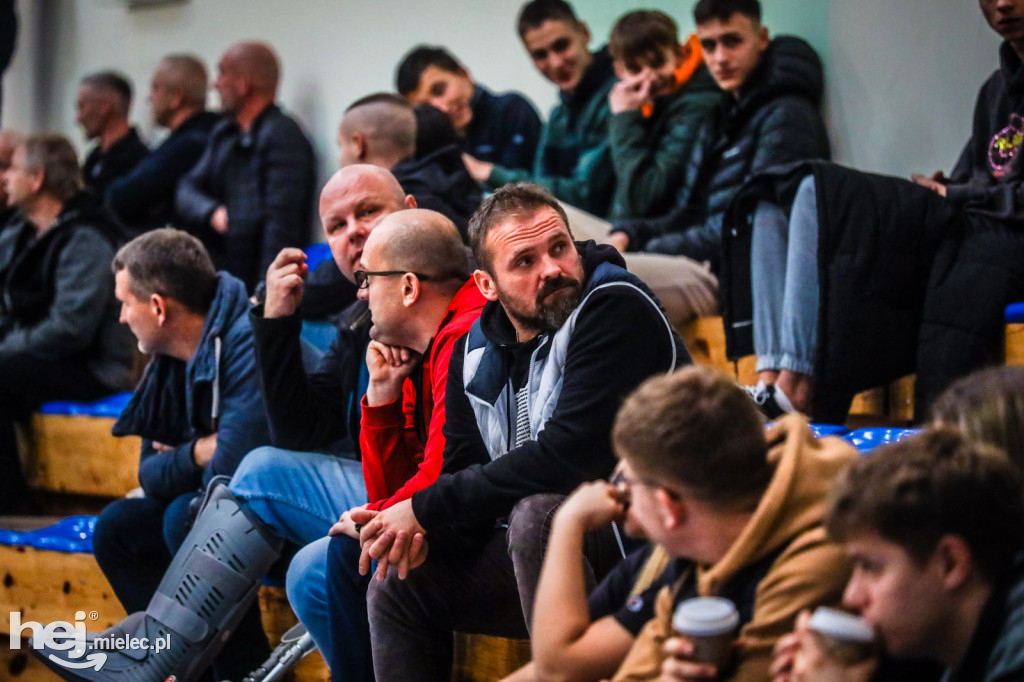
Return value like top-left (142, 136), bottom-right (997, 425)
top-left (609, 366), bottom-right (856, 681)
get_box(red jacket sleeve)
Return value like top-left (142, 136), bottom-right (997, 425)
top-left (359, 379), bottom-right (421, 507)
top-left (360, 323), bottom-right (459, 511)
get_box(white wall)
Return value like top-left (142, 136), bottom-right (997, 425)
top-left (828, 0), bottom-right (1000, 176)
top-left (0, 0), bottom-right (1008, 183)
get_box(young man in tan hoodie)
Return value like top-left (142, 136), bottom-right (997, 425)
top-left (609, 366), bottom-right (856, 681)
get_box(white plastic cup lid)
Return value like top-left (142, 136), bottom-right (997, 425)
top-left (672, 597), bottom-right (740, 636)
top-left (808, 607), bottom-right (875, 643)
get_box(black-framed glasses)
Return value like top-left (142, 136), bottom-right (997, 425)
top-left (354, 270), bottom-right (433, 290)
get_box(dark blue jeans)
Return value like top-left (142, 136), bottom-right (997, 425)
top-left (325, 535), bottom-right (373, 680)
top-left (92, 492), bottom-right (270, 681)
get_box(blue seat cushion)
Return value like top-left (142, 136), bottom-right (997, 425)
top-left (1006, 302), bottom-right (1024, 324)
top-left (0, 516), bottom-right (96, 553)
top-left (39, 392), bottom-right (134, 418)
top-left (843, 427), bottom-right (920, 454)
top-left (304, 242), bottom-right (332, 271)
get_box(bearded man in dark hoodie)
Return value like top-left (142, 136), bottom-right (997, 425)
top-left (352, 183), bottom-right (690, 681)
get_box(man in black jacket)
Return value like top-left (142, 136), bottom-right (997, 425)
top-left (106, 55), bottom-right (219, 234)
top-left (729, 0), bottom-right (1024, 421)
top-left (0, 134), bottom-right (134, 511)
top-left (605, 0), bottom-right (829, 270)
top-left (356, 183), bottom-right (689, 681)
top-left (77, 71), bottom-right (149, 196)
top-left (176, 41), bottom-right (316, 292)
top-left (396, 45), bottom-right (541, 172)
top-left (337, 92), bottom-right (481, 239)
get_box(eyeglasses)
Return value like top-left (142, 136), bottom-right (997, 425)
top-left (354, 270), bottom-right (433, 290)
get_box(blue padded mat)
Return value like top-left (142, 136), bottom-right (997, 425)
top-left (844, 427), bottom-right (920, 454)
top-left (39, 392), bottom-right (133, 418)
top-left (0, 516), bottom-right (96, 553)
top-left (809, 424), bottom-right (849, 438)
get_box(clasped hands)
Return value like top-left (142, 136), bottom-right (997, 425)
top-left (329, 499), bottom-right (428, 582)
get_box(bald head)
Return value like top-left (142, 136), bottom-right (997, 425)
top-left (320, 164), bottom-right (407, 214)
top-left (367, 208), bottom-right (468, 289)
top-left (226, 41), bottom-right (280, 95)
top-left (318, 164), bottom-right (414, 281)
top-left (339, 93), bottom-right (416, 169)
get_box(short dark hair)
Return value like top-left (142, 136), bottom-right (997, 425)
top-left (517, 0), bottom-right (582, 38)
top-left (112, 228), bottom-right (218, 315)
top-left (21, 134), bottom-right (84, 203)
top-left (80, 70), bottom-right (134, 114)
top-left (693, 0), bottom-right (762, 25)
top-left (345, 92), bottom-right (412, 113)
top-left (827, 428), bottom-right (1024, 583)
top-left (395, 46), bottom-right (464, 96)
top-left (613, 366), bottom-right (771, 509)
top-left (467, 182), bottom-right (571, 273)
top-left (609, 10), bottom-right (679, 65)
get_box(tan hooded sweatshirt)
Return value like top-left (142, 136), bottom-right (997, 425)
top-left (613, 415), bottom-right (857, 682)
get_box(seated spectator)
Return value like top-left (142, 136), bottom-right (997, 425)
top-left (300, 209), bottom-right (483, 678)
top-left (605, 0), bottom-right (829, 272)
top-left (37, 167), bottom-right (418, 682)
top-left (728, 0), bottom-right (1024, 422)
top-left (176, 41), bottom-right (316, 292)
top-left (77, 70), bottom-right (149, 196)
top-left (501, 479), bottom-right (668, 682)
top-left (465, 0), bottom-right (618, 218)
top-left (606, 10), bottom-right (718, 221)
top-left (106, 54), bottom-right (220, 234)
top-left (337, 92), bottom-right (481, 237)
top-left (356, 182), bottom-right (689, 680)
top-left (397, 45), bottom-right (541, 171)
top-left (771, 428), bottom-right (1024, 682)
top-left (31, 228), bottom-right (276, 680)
top-left (604, 367), bottom-right (855, 682)
top-left (0, 129), bottom-right (22, 227)
top-left (0, 134), bottom-right (134, 513)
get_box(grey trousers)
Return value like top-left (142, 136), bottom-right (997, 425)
top-left (366, 493), bottom-right (620, 681)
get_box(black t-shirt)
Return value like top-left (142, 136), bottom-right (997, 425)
top-left (587, 544), bottom-right (683, 636)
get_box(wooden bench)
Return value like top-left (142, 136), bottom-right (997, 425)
top-left (680, 316), bottom-right (916, 424)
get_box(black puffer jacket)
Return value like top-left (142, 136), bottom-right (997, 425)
top-left (612, 36), bottom-right (830, 271)
top-left (391, 144), bottom-right (482, 241)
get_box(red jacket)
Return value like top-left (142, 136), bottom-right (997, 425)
top-left (360, 279), bottom-right (486, 510)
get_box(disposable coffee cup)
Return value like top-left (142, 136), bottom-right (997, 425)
top-left (807, 607), bottom-right (876, 665)
top-left (672, 597), bottom-right (740, 672)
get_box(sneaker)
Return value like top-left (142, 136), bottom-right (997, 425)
top-left (742, 382), bottom-right (794, 419)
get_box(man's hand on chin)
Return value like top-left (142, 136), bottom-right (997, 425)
top-left (351, 499), bottom-right (428, 581)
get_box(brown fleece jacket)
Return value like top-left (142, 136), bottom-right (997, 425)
top-left (612, 415), bottom-right (856, 682)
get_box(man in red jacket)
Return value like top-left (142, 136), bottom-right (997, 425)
top-left (306, 208), bottom-right (486, 679)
